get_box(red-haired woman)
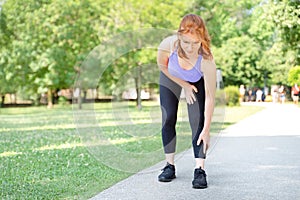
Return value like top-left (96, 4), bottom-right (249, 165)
top-left (157, 14), bottom-right (216, 189)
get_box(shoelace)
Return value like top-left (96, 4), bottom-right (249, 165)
top-left (161, 164), bottom-right (174, 172)
top-left (195, 171), bottom-right (206, 178)
top-left (161, 165), bottom-right (169, 171)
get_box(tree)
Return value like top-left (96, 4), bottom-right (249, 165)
top-left (190, 0), bottom-right (261, 47)
top-left (213, 35), bottom-right (262, 87)
top-left (269, 0), bottom-right (300, 65)
top-left (93, 0), bottom-right (190, 109)
top-left (0, 0), bottom-right (31, 106)
top-left (3, 0), bottom-right (297, 105)
top-left (249, 0), bottom-right (299, 85)
top-left (288, 66), bottom-right (300, 86)
top-left (2, 0), bottom-right (102, 107)
top-left (26, 0), bottom-right (101, 108)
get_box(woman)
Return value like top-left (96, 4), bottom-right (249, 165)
top-left (291, 84), bottom-right (299, 105)
top-left (279, 85), bottom-right (285, 104)
top-left (157, 14), bottom-right (216, 189)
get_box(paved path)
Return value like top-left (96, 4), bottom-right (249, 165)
top-left (91, 103), bottom-right (300, 200)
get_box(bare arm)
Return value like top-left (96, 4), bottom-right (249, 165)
top-left (197, 59), bottom-right (216, 153)
top-left (202, 59), bottom-right (216, 133)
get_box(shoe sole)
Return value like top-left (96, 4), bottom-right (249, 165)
top-left (158, 175), bottom-right (176, 182)
top-left (192, 185), bottom-right (207, 189)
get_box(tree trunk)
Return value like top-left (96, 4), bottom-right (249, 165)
top-left (1, 95), bottom-right (5, 107)
top-left (95, 87), bottom-right (99, 100)
top-left (53, 89), bottom-right (59, 105)
top-left (83, 90), bottom-right (87, 103)
top-left (78, 88), bottom-right (82, 109)
top-left (135, 66), bottom-right (142, 110)
top-left (47, 89), bottom-right (53, 109)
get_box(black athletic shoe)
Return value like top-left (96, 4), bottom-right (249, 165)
top-left (158, 162), bottom-right (176, 182)
top-left (192, 167), bottom-right (207, 189)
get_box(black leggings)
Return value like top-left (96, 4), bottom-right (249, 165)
top-left (159, 72), bottom-right (206, 159)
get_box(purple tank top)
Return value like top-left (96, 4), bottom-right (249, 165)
top-left (168, 51), bottom-right (203, 82)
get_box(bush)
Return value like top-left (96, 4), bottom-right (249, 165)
top-left (224, 86), bottom-right (240, 106)
top-left (58, 96), bottom-right (69, 105)
top-left (215, 89), bottom-right (226, 106)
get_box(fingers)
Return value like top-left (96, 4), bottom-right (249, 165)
top-left (203, 142), bottom-right (210, 154)
top-left (189, 90), bottom-right (197, 104)
top-left (192, 85), bottom-right (198, 93)
top-left (186, 93), bottom-right (196, 104)
top-left (184, 85), bottom-right (198, 105)
top-left (197, 137), bottom-right (209, 154)
top-left (186, 96), bottom-right (191, 105)
top-left (203, 142), bottom-right (209, 154)
top-left (191, 85), bottom-right (197, 103)
top-left (191, 93), bottom-right (196, 103)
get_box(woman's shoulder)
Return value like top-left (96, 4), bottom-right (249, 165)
top-left (201, 58), bottom-right (216, 70)
top-left (201, 57), bottom-right (216, 77)
top-left (158, 35), bottom-right (178, 53)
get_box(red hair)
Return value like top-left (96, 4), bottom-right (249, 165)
top-left (176, 14), bottom-right (212, 60)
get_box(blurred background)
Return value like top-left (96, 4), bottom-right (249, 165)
top-left (0, 0), bottom-right (299, 108)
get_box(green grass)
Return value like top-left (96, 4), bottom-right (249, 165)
top-left (223, 105), bottom-right (265, 127)
top-left (0, 101), bottom-right (264, 199)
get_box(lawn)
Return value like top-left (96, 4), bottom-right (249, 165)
top-left (0, 101), bottom-right (264, 199)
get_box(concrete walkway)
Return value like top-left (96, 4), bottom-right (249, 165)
top-left (91, 103), bottom-right (300, 200)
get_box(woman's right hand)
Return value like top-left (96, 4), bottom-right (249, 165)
top-left (183, 83), bottom-right (198, 104)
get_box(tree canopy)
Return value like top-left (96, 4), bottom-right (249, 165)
top-left (0, 0), bottom-right (299, 106)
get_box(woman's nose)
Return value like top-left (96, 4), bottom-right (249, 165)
top-left (187, 44), bottom-right (193, 51)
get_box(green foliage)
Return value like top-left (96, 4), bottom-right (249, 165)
top-left (269, 0), bottom-right (300, 64)
top-left (214, 35), bottom-right (262, 86)
top-left (191, 0), bottom-right (261, 47)
top-left (288, 66), bottom-right (300, 86)
top-left (257, 42), bottom-right (290, 85)
top-left (58, 96), bottom-right (69, 105)
top-left (1, 0), bottom-right (100, 99)
top-left (0, 0), bottom-right (299, 101)
top-left (224, 86), bottom-right (240, 106)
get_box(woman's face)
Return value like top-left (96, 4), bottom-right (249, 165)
top-left (179, 32), bottom-right (201, 57)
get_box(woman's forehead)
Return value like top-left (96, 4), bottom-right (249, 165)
top-left (179, 33), bottom-right (200, 42)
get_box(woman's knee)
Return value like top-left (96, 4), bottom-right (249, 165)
top-left (163, 112), bottom-right (177, 127)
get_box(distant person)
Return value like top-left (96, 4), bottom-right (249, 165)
top-left (239, 84), bottom-right (246, 103)
top-left (291, 84), bottom-right (299, 105)
top-left (279, 85), bottom-right (286, 104)
top-left (157, 14), bottom-right (216, 189)
top-left (271, 87), bottom-right (278, 103)
top-left (256, 88), bottom-right (263, 102)
top-left (247, 89), bottom-right (253, 102)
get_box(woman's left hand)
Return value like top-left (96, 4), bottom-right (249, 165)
top-left (197, 131), bottom-right (210, 154)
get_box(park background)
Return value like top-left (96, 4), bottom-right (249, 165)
top-left (0, 0), bottom-right (299, 199)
